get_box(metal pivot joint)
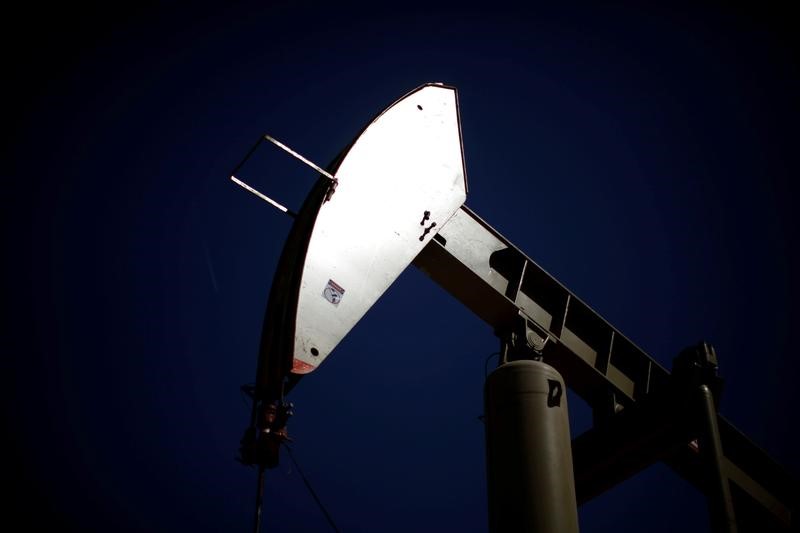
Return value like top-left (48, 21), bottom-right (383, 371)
top-left (498, 313), bottom-right (551, 365)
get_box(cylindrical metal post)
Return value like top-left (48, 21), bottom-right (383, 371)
top-left (484, 360), bottom-right (579, 533)
top-left (697, 384), bottom-right (737, 533)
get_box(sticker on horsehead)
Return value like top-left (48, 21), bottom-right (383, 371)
top-left (322, 279), bottom-right (345, 306)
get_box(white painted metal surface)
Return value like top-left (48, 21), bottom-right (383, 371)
top-left (291, 84), bottom-right (467, 373)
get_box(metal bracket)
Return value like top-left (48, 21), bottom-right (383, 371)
top-left (238, 400), bottom-right (294, 469)
top-left (672, 341), bottom-right (725, 407)
top-left (499, 313), bottom-right (552, 364)
top-left (229, 134), bottom-right (339, 217)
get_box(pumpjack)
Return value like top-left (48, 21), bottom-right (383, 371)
top-left (233, 83), bottom-right (796, 532)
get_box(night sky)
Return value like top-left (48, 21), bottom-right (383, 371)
top-left (6, 3), bottom-right (799, 532)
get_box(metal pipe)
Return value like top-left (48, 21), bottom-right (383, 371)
top-left (253, 466), bottom-right (265, 533)
top-left (697, 384), bottom-right (737, 533)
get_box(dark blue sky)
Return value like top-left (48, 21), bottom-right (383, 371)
top-left (6, 2), bottom-right (798, 532)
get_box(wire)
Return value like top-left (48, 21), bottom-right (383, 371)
top-left (240, 387), bottom-right (253, 411)
top-left (283, 444), bottom-right (342, 533)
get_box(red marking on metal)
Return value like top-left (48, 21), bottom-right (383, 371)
top-left (327, 279), bottom-right (345, 294)
top-left (291, 358), bottom-right (316, 374)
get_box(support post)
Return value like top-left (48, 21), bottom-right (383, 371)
top-left (484, 360), bottom-right (579, 533)
top-left (697, 384), bottom-right (737, 533)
